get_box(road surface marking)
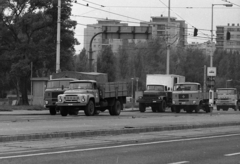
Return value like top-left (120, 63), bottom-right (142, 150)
top-left (225, 152), bottom-right (240, 157)
top-left (0, 133), bottom-right (240, 160)
top-left (168, 161), bottom-right (189, 164)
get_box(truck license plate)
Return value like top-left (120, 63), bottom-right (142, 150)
top-left (68, 104), bottom-right (73, 106)
top-left (181, 102), bottom-right (186, 104)
top-left (153, 101), bottom-right (156, 103)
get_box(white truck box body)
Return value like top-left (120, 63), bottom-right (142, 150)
top-left (146, 74), bottom-right (185, 91)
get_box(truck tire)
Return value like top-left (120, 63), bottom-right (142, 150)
top-left (139, 103), bottom-right (146, 113)
top-left (171, 106), bottom-right (175, 112)
top-left (60, 107), bottom-right (68, 116)
top-left (158, 100), bottom-right (166, 112)
top-left (194, 105), bottom-right (200, 113)
top-left (94, 109), bottom-right (100, 115)
top-left (110, 100), bottom-right (122, 116)
top-left (205, 106), bottom-right (210, 113)
top-left (84, 100), bottom-right (95, 116)
top-left (49, 107), bottom-right (57, 115)
top-left (186, 107), bottom-right (193, 113)
top-left (151, 106), bottom-right (157, 112)
top-left (175, 106), bottom-right (181, 113)
top-left (234, 105), bottom-right (238, 111)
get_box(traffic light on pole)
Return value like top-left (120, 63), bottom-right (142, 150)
top-left (226, 31), bottom-right (231, 40)
top-left (193, 28), bottom-right (198, 36)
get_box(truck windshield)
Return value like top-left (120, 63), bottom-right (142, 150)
top-left (217, 89), bottom-right (236, 95)
top-left (69, 83), bottom-right (93, 89)
top-left (174, 84), bottom-right (198, 91)
top-left (147, 85), bottom-right (164, 91)
top-left (47, 80), bottom-right (71, 89)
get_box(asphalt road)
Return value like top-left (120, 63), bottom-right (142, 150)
top-left (0, 107), bottom-right (239, 122)
top-left (0, 127), bottom-right (240, 164)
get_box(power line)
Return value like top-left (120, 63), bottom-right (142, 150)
top-left (74, 1), bottom-right (150, 24)
top-left (158, 0), bottom-right (211, 38)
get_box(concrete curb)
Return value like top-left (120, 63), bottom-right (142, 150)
top-left (1, 121), bottom-right (240, 143)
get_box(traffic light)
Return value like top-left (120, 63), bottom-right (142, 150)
top-left (193, 28), bottom-right (198, 36)
top-left (226, 31), bottom-right (231, 40)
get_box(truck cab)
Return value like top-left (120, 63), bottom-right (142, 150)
top-left (137, 84), bottom-right (172, 113)
top-left (215, 88), bottom-right (239, 111)
top-left (56, 80), bottom-right (127, 116)
top-left (44, 78), bottom-right (77, 115)
top-left (57, 80), bottom-right (99, 107)
top-left (172, 82), bottom-right (210, 113)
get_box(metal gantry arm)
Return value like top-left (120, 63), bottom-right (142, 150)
top-left (88, 31), bottom-right (105, 72)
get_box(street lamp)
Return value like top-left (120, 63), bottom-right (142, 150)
top-left (226, 79), bottom-right (232, 88)
top-left (131, 78), bottom-right (134, 110)
top-left (210, 3), bottom-right (232, 67)
top-left (136, 77), bottom-right (139, 91)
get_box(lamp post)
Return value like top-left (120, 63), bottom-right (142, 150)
top-left (226, 79), bottom-right (232, 88)
top-left (131, 78), bottom-right (134, 110)
top-left (136, 77), bottom-right (139, 91)
top-left (210, 3), bottom-right (232, 67)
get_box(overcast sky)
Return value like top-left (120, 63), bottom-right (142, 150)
top-left (70, 0), bottom-right (240, 53)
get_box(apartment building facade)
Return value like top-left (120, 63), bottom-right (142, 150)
top-left (83, 16), bottom-right (187, 72)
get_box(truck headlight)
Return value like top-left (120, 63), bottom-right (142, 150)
top-left (193, 101), bottom-right (196, 104)
top-left (81, 96), bottom-right (85, 102)
top-left (158, 96), bottom-right (162, 100)
top-left (172, 101), bottom-right (175, 104)
top-left (58, 96), bottom-right (62, 102)
top-left (45, 101), bottom-right (48, 105)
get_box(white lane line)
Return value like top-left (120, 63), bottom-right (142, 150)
top-left (168, 161), bottom-right (189, 164)
top-left (225, 152), bottom-right (240, 157)
top-left (0, 133), bottom-right (240, 160)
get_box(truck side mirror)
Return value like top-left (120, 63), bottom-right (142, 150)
top-left (61, 85), bottom-right (64, 90)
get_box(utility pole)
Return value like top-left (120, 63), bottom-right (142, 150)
top-left (56, 0), bottom-right (61, 73)
top-left (166, 0), bottom-right (170, 74)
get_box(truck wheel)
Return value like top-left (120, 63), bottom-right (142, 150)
top-left (139, 103), bottom-right (146, 113)
top-left (110, 100), bottom-right (122, 116)
top-left (94, 110), bottom-right (100, 115)
top-left (194, 105), bottom-right (200, 113)
top-left (234, 105), bottom-right (238, 111)
top-left (205, 106), bottom-right (210, 113)
top-left (49, 107), bottom-right (57, 115)
top-left (159, 100), bottom-right (166, 112)
top-left (171, 106), bottom-right (175, 112)
top-left (60, 107), bottom-right (68, 116)
top-left (151, 106), bottom-right (157, 112)
top-left (186, 108), bottom-right (193, 113)
top-left (175, 107), bottom-right (180, 113)
top-left (84, 100), bottom-right (95, 116)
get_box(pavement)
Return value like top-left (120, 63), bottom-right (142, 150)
top-left (0, 108), bottom-right (240, 143)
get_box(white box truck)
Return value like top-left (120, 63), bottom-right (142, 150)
top-left (137, 74), bottom-right (185, 113)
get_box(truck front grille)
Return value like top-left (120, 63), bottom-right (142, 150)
top-left (143, 95), bottom-right (158, 100)
top-left (178, 94), bottom-right (189, 102)
top-left (64, 95), bottom-right (78, 102)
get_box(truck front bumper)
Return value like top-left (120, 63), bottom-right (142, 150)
top-left (172, 100), bottom-right (199, 105)
top-left (56, 102), bottom-right (87, 107)
top-left (215, 100), bottom-right (236, 106)
top-left (137, 99), bottom-right (163, 104)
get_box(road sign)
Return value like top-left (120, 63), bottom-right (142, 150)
top-left (207, 67), bottom-right (216, 76)
top-left (102, 26), bottom-right (152, 40)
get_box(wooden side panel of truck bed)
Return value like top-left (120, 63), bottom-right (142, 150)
top-left (99, 82), bottom-right (128, 99)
